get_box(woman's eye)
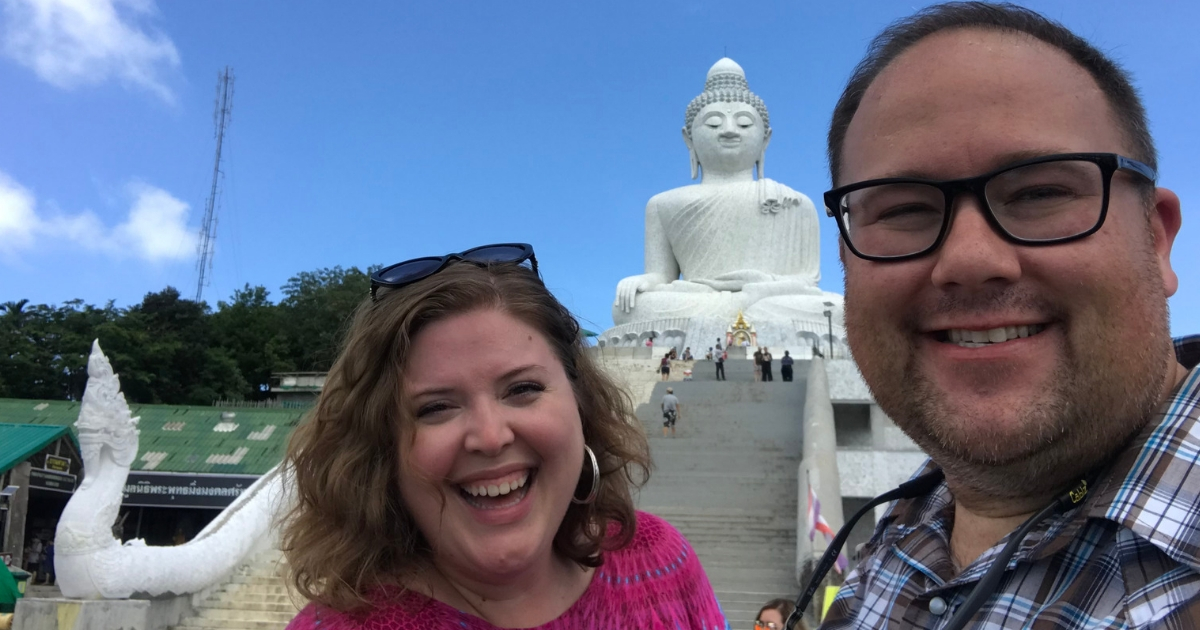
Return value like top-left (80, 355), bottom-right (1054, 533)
top-left (415, 402), bottom-right (452, 418)
top-left (507, 382), bottom-right (546, 399)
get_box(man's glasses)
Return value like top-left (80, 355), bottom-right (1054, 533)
top-left (824, 152), bottom-right (1156, 262)
top-left (369, 243), bottom-right (538, 301)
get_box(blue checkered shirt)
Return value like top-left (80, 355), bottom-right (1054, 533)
top-left (821, 335), bottom-right (1200, 629)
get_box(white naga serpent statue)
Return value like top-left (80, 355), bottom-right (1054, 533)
top-left (56, 340), bottom-right (293, 599)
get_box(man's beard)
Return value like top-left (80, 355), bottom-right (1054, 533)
top-left (846, 249), bottom-right (1175, 502)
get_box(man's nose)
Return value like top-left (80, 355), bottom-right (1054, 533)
top-left (929, 195), bottom-right (1022, 289)
top-left (463, 401), bottom-right (515, 456)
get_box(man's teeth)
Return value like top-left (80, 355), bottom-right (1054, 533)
top-left (946, 324), bottom-right (1045, 347)
top-left (461, 471), bottom-right (529, 498)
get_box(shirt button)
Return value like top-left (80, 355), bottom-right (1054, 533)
top-left (929, 597), bottom-right (948, 616)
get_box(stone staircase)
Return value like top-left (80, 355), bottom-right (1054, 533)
top-left (634, 364), bottom-right (808, 630)
top-left (170, 548), bottom-right (300, 630)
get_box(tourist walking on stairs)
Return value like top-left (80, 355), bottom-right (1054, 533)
top-left (715, 349), bottom-right (727, 380)
top-left (661, 387), bottom-right (680, 438)
top-left (761, 348), bottom-right (774, 381)
top-left (283, 245), bottom-right (726, 629)
top-left (753, 348), bottom-right (763, 381)
top-left (660, 352), bottom-right (671, 381)
top-left (780, 351), bottom-right (794, 382)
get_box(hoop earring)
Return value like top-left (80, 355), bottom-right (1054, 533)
top-left (572, 445), bottom-right (600, 505)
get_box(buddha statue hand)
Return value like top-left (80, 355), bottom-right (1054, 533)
top-left (615, 273), bottom-right (671, 313)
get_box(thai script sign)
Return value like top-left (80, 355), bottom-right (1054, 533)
top-left (122, 472), bottom-right (259, 509)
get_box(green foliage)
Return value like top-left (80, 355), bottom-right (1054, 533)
top-left (0, 266), bottom-right (376, 404)
top-left (278, 266), bottom-right (372, 372)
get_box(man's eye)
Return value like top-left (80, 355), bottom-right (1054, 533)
top-left (863, 203), bottom-right (943, 230)
top-left (704, 116), bottom-right (722, 128)
top-left (1004, 185), bottom-right (1078, 204)
top-left (736, 114), bottom-right (754, 127)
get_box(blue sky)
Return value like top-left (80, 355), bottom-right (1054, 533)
top-left (1, 0), bottom-right (1197, 337)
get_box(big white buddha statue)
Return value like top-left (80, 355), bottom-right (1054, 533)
top-left (605, 58), bottom-right (843, 353)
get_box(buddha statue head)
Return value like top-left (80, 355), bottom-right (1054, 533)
top-left (683, 58), bottom-right (772, 180)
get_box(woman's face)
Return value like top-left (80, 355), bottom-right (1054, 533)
top-left (398, 308), bottom-right (585, 584)
top-left (756, 607), bottom-right (784, 629)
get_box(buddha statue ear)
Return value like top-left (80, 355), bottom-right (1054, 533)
top-left (756, 128), bottom-right (773, 180)
top-left (682, 127), bottom-right (700, 180)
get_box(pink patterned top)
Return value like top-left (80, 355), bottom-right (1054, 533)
top-left (286, 511), bottom-right (729, 630)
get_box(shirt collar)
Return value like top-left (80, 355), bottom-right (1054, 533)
top-left (1085, 335), bottom-right (1200, 571)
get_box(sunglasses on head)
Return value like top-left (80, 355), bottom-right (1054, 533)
top-left (369, 243), bottom-right (538, 301)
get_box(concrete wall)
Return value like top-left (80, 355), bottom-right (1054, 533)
top-left (14, 594), bottom-right (195, 630)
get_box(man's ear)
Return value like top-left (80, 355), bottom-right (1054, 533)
top-left (1150, 187), bottom-right (1182, 297)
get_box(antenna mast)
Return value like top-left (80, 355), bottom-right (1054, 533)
top-left (196, 66), bottom-right (234, 302)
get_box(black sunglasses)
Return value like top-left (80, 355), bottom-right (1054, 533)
top-left (369, 243), bottom-right (538, 301)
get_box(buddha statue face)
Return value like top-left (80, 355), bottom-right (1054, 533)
top-left (685, 101), bottom-right (771, 178)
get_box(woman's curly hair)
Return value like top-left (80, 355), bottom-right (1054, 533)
top-left (281, 262), bottom-right (651, 612)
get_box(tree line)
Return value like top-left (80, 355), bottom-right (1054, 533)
top-left (0, 266), bottom-right (376, 405)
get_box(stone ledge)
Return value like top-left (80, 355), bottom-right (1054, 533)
top-left (14, 595), bottom-right (194, 630)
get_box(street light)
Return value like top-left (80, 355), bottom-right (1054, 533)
top-left (822, 301), bottom-right (835, 360)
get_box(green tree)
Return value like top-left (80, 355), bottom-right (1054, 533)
top-left (97, 287), bottom-right (248, 405)
top-left (0, 300), bottom-right (55, 399)
top-left (211, 284), bottom-right (292, 400)
top-left (278, 266), bottom-right (372, 371)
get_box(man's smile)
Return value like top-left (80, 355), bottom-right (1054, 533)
top-left (934, 323), bottom-right (1047, 347)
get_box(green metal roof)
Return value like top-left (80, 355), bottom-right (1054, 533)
top-left (0, 399), bottom-right (309, 476)
top-left (0, 423), bottom-right (71, 475)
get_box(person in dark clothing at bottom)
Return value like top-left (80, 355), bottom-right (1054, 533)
top-left (780, 351), bottom-right (794, 382)
top-left (715, 349), bottom-right (726, 380)
top-left (761, 348), bottom-right (773, 381)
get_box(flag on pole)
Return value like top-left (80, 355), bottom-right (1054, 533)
top-left (807, 482), bottom-right (849, 574)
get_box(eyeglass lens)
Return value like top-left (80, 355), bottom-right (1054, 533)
top-left (839, 159), bottom-right (1105, 257)
top-left (375, 257), bottom-right (445, 284)
top-left (755, 622), bottom-right (779, 630)
top-left (462, 244), bottom-right (529, 263)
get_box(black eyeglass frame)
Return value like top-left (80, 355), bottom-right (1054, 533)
top-left (368, 243), bottom-right (538, 301)
top-left (823, 152), bottom-right (1157, 263)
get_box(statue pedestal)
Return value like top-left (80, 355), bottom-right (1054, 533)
top-left (14, 595), bottom-right (195, 630)
top-left (601, 293), bottom-right (848, 359)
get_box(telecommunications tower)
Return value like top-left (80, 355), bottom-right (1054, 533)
top-left (195, 66), bottom-right (235, 302)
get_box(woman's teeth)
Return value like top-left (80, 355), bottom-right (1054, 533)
top-left (460, 471), bottom-right (529, 498)
top-left (946, 324), bottom-right (1046, 347)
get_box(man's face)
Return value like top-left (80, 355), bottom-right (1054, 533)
top-left (839, 29), bottom-right (1181, 495)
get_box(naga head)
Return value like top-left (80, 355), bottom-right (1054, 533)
top-left (76, 340), bottom-right (140, 470)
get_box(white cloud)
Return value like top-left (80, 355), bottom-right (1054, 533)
top-left (1, 0), bottom-right (180, 103)
top-left (114, 183), bottom-right (195, 260)
top-left (0, 170), bottom-right (196, 262)
top-left (0, 173), bottom-right (40, 252)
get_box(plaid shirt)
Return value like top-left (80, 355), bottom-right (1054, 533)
top-left (822, 335), bottom-right (1200, 629)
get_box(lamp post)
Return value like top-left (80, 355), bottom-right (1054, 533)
top-left (822, 301), bottom-right (835, 360)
